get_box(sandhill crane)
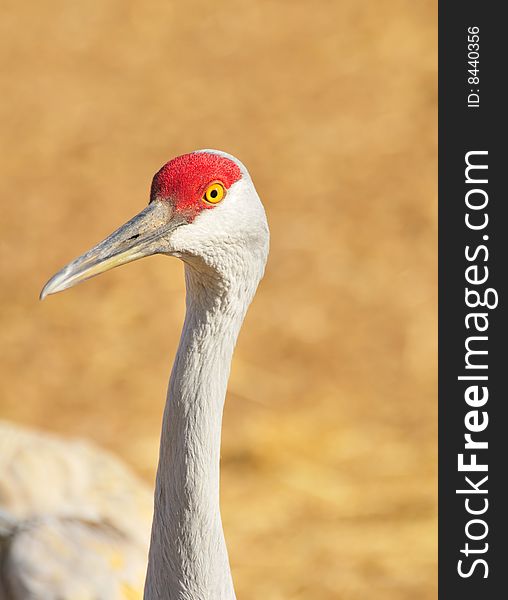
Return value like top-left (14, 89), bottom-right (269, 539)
top-left (1, 150), bottom-right (269, 599)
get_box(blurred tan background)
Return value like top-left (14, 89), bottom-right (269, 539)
top-left (0, 1), bottom-right (436, 598)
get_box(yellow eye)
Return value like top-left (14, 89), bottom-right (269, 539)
top-left (203, 182), bottom-right (225, 205)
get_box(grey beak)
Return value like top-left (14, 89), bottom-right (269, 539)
top-left (40, 200), bottom-right (183, 300)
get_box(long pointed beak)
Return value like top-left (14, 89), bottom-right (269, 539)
top-left (40, 201), bottom-right (183, 300)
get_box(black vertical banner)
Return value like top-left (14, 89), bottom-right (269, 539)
top-left (439, 3), bottom-right (506, 599)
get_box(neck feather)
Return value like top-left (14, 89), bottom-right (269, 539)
top-left (144, 259), bottom-right (262, 600)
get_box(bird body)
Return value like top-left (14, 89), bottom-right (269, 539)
top-left (0, 420), bottom-right (151, 599)
top-left (3, 150), bottom-right (269, 599)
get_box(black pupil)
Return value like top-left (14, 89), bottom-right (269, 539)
top-left (210, 189), bottom-right (218, 198)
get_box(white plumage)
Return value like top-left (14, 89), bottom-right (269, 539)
top-left (0, 420), bottom-right (151, 599)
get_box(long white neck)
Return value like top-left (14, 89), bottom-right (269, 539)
top-left (144, 257), bottom-right (262, 600)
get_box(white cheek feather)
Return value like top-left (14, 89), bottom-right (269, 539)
top-left (169, 177), bottom-right (269, 283)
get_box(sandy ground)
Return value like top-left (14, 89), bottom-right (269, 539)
top-left (1, 1), bottom-right (436, 598)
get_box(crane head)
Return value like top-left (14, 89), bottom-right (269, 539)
top-left (40, 150), bottom-right (269, 299)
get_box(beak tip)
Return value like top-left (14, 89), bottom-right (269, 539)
top-left (39, 283), bottom-right (52, 301)
top-left (39, 275), bottom-right (63, 301)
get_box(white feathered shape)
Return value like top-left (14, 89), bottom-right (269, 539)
top-left (0, 420), bottom-right (151, 599)
top-left (1, 150), bottom-right (269, 599)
